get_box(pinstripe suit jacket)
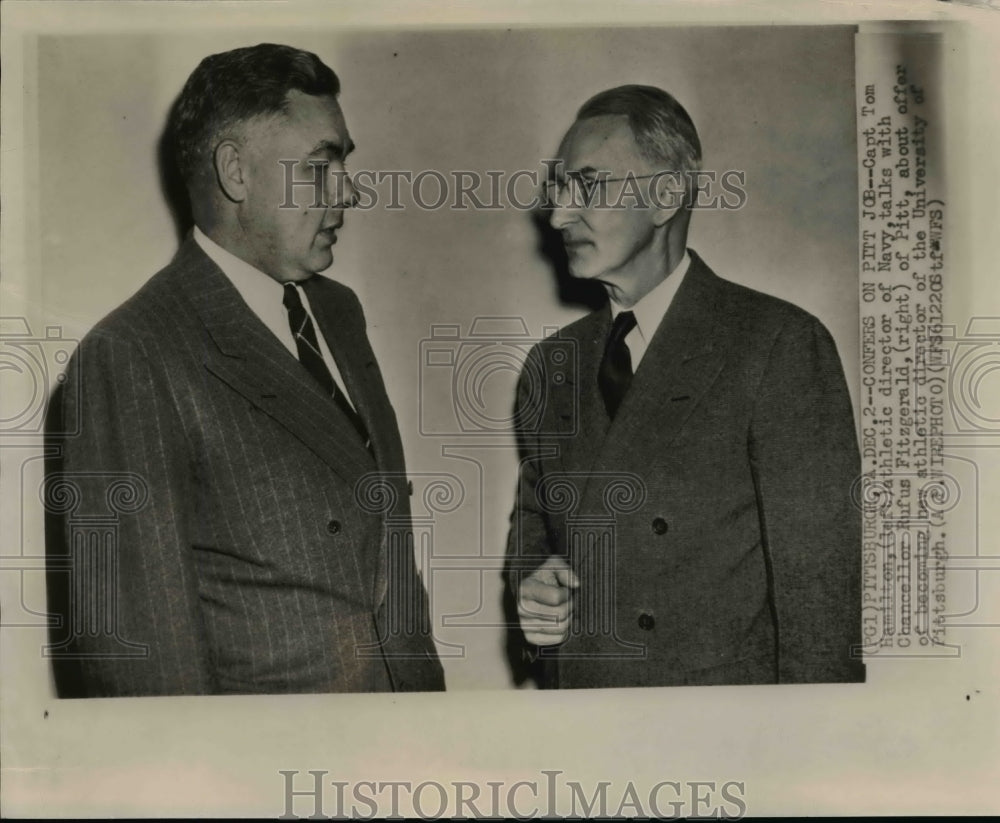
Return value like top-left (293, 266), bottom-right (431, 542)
top-left (45, 236), bottom-right (444, 696)
top-left (508, 251), bottom-right (865, 688)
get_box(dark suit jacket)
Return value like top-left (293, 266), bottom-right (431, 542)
top-left (45, 236), bottom-right (444, 696)
top-left (507, 250), bottom-right (864, 688)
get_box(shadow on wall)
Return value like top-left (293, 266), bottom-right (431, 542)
top-left (157, 93), bottom-right (194, 244)
top-left (500, 207), bottom-right (608, 688)
top-left (530, 208), bottom-right (607, 313)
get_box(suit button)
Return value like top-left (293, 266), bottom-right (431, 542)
top-left (638, 613), bottom-right (655, 631)
top-left (326, 519), bottom-right (341, 535)
top-left (651, 517), bottom-right (668, 535)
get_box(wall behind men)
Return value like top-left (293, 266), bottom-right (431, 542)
top-left (32, 25), bottom-right (858, 692)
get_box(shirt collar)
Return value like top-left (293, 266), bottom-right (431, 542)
top-left (610, 250), bottom-right (691, 343)
top-left (193, 225), bottom-right (289, 318)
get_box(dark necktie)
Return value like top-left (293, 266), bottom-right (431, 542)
top-left (282, 282), bottom-right (371, 447)
top-left (598, 310), bottom-right (637, 420)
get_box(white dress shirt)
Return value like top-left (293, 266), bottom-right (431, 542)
top-left (609, 250), bottom-right (691, 371)
top-left (193, 226), bottom-right (356, 409)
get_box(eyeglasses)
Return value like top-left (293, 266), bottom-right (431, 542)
top-left (542, 171), bottom-right (667, 207)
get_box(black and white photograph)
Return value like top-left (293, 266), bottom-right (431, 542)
top-left (2, 0), bottom-right (997, 817)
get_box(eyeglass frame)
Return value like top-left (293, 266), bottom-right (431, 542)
top-left (542, 169), bottom-right (686, 209)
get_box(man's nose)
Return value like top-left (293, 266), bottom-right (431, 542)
top-left (548, 198), bottom-right (578, 230)
top-left (330, 170), bottom-right (357, 209)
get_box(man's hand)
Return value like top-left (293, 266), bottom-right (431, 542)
top-left (517, 555), bottom-right (580, 646)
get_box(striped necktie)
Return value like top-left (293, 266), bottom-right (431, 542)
top-left (282, 282), bottom-right (371, 448)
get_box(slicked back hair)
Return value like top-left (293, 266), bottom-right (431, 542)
top-left (168, 43), bottom-right (340, 186)
top-left (576, 84), bottom-right (702, 205)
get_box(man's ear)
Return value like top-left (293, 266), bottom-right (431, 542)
top-left (214, 140), bottom-right (247, 203)
top-left (651, 171), bottom-right (684, 227)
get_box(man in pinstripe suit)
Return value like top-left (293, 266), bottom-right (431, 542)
top-left (44, 44), bottom-right (444, 695)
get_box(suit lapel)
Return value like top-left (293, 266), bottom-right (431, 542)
top-left (169, 237), bottom-right (376, 488)
top-left (549, 311), bottom-right (611, 475)
top-left (303, 276), bottom-right (399, 472)
top-left (303, 274), bottom-right (410, 610)
top-left (589, 251), bottom-right (730, 478)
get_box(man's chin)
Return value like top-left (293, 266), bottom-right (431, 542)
top-left (308, 249), bottom-right (335, 275)
top-left (566, 262), bottom-right (600, 280)
top-left (564, 248), bottom-right (602, 278)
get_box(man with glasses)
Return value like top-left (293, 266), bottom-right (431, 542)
top-left (508, 85), bottom-right (863, 688)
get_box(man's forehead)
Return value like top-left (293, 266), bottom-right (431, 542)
top-left (275, 90), bottom-right (352, 151)
top-left (556, 114), bottom-right (645, 171)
